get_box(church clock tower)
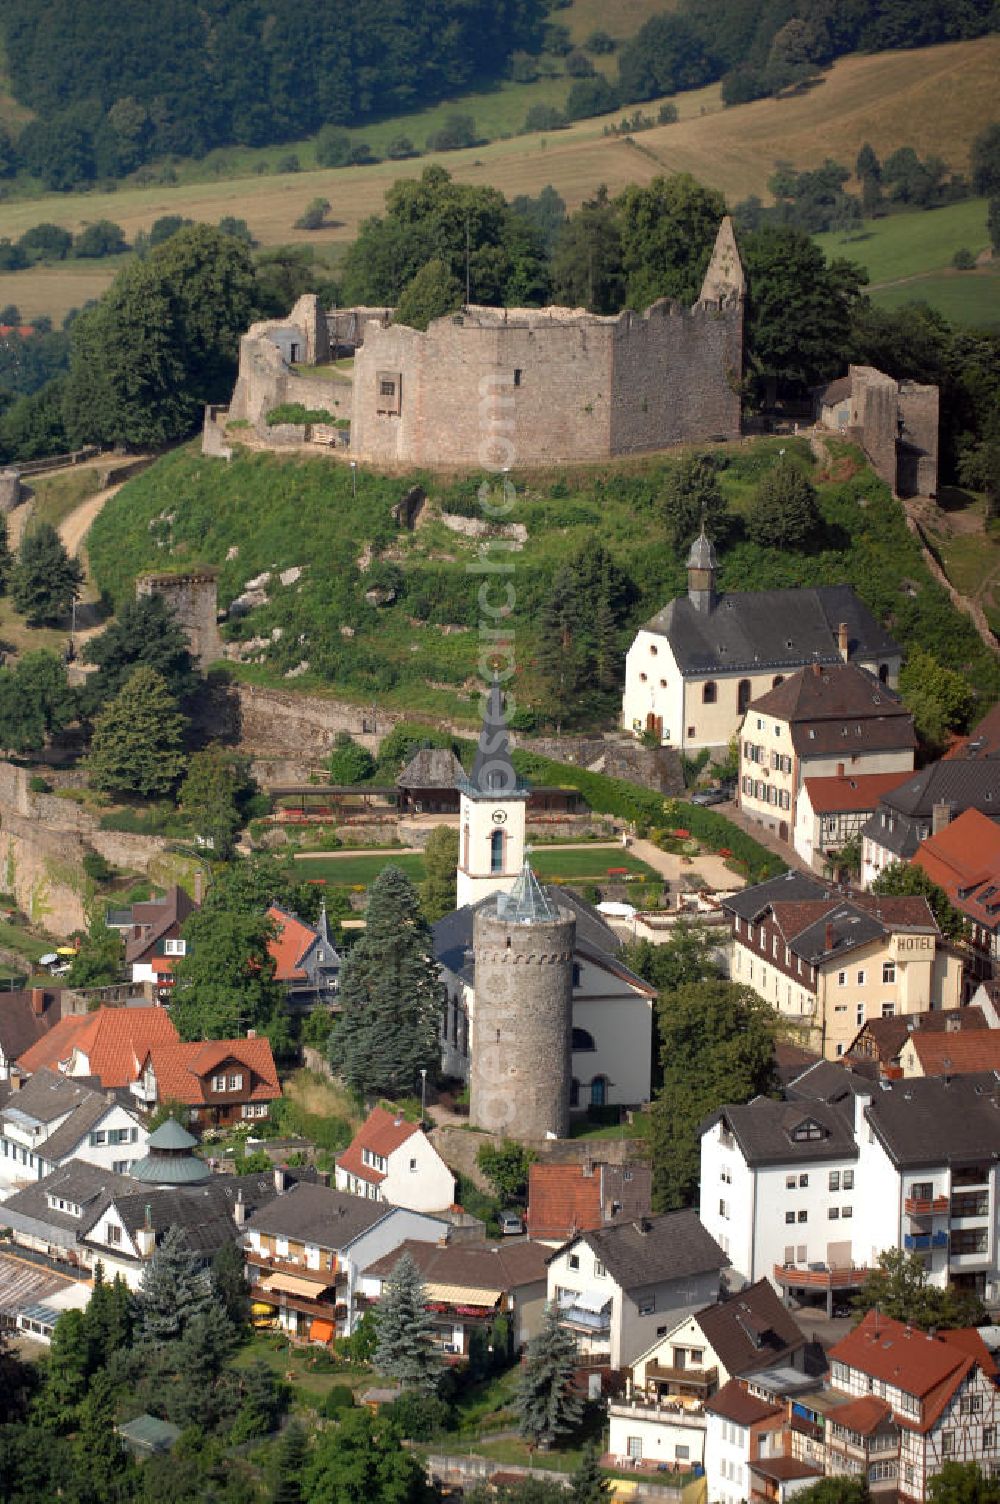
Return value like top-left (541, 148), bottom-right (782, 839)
top-left (456, 678), bottom-right (528, 909)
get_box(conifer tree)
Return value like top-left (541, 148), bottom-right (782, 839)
top-left (515, 1303), bottom-right (583, 1450)
top-left (571, 1444), bottom-right (612, 1501)
top-left (86, 664), bottom-right (187, 797)
top-left (328, 866), bottom-right (442, 1097)
top-left (11, 521), bottom-right (83, 625)
top-left (136, 1224), bottom-right (213, 1345)
top-left (271, 1420), bottom-right (308, 1504)
top-left (372, 1253), bottom-right (441, 1394)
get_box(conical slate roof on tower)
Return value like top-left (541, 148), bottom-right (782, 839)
top-left (496, 859), bottom-right (560, 925)
top-left (130, 1116), bottom-right (211, 1186)
top-left (686, 528), bottom-right (717, 571)
top-left (464, 676), bottom-right (527, 800)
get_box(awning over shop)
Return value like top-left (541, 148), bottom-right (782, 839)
top-left (423, 1282), bottom-right (502, 1307)
top-left (260, 1272), bottom-right (331, 1298)
top-left (309, 1318), bottom-right (334, 1343)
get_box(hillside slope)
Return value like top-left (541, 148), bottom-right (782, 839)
top-left (87, 440), bottom-right (1000, 724)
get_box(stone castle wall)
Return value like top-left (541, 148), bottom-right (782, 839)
top-left (845, 364), bottom-right (939, 498)
top-left (351, 295), bottom-right (742, 468)
top-left (136, 570), bottom-right (224, 670)
top-left (470, 904), bottom-right (575, 1140)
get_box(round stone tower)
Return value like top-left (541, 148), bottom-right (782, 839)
top-left (470, 861), bottom-right (575, 1140)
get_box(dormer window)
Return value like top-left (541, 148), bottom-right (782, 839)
top-left (790, 1118), bottom-right (826, 1142)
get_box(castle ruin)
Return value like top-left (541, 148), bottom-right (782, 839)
top-left (136, 570), bottom-right (224, 671)
top-left (217, 219), bottom-right (745, 469)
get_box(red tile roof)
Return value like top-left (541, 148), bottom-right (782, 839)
top-left (829, 1312), bottom-right (975, 1431)
top-left (803, 770), bottom-right (913, 815)
top-left (828, 1395), bottom-right (893, 1435)
top-left (704, 1379), bottom-right (783, 1427)
top-left (940, 1327), bottom-right (999, 1381)
top-left (266, 906), bottom-right (314, 981)
top-left (913, 809), bottom-right (1000, 932)
top-left (905, 1030), bottom-right (1000, 1077)
top-left (145, 1036), bottom-right (279, 1106)
top-left (527, 1163), bottom-right (602, 1239)
top-left (18, 1006), bottom-right (178, 1086)
top-left (336, 1106), bottom-right (421, 1186)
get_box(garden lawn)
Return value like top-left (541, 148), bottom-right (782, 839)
top-left (292, 852), bottom-right (427, 885)
top-left (530, 847), bottom-right (657, 881)
top-left (230, 1331), bottom-right (371, 1405)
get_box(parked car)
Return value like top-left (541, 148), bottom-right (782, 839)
top-left (499, 1211), bottom-right (524, 1236)
top-left (691, 785), bottom-right (729, 806)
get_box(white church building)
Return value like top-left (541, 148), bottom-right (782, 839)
top-left (434, 680), bottom-right (656, 1113)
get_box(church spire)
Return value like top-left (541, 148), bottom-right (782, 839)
top-left (687, 528), bottom-right (718, 614)
top-left (468, 674), bottom-right (521, 798)
top-left (456, 675), bottom-right (529, 908)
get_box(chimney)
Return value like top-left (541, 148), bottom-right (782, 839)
top-left (30, 987), bottom-right (45, 1018)
top-left (273, 1166), bottom-right (287, 1194)
top-left (193, 869), bottom-right (204, 906)
top-left (136, 1205), bottom-right (155, 1258)
top-left (246, 1028), bottom-right (256, 1040)
top-left (825, 923), bottom-right (834, 953)
top-left (932, 802), bottom-right (954, 836)
top-left (836, 763), bottom-right (844, 779)
top-left (233, 1191), bottom-right (246, 1228)
top-left (838, 622), bottom-right (849, 661)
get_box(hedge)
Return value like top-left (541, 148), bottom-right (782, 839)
top-left (511, 749), bottom-right (784, 884)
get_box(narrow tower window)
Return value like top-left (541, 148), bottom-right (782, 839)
top-left (490, 828), bottom-right (504, 874)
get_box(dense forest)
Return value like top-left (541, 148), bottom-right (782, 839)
top-left (0, 0), bottom-right (545, 174)
top-left (0, 0), bottom-right (994, 183)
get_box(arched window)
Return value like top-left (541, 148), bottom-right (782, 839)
top-left (490, 828), bottom-right (504, 875)
top-left (570, 1078), bottom-right (580, 1108)
top-left (738, 679), bottom-right (752, 714)
top-left (772, 675), bottom-right (784, 688)
top-left (590, 1075), bottom-right (607, 1108)
top-left (572, 1027), bottom-right (596, 1052)
top-left (702, 681), bottom-right (717, 705)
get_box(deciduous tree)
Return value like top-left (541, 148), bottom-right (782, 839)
top-left (420, 824), bottom-right (459, 923)
top-left (172, 906), bottom-right (282, 1040)
top-left (66, 906), bottom-right (123, 987)
top-left (395, 258), bottom-right (463, 331)
top-left (660, 453), bottom-right (727, 556)
top-left (0, 649), bottom-right (75, 755)
top-left (179, 745), bottom-right (254, 859)
top-left (302, 1406), bottom-right (435, 1504)
top-left (745, 459), bottom-right (822, 549)
top-left (650, 979), bottom-right (776, 1210)
top-left (898, 647), bottom-right (976, 754)
top-left (476, 1139), bottom-right (536, 1203)
top-left (870, 861), bottom-right (967, 941)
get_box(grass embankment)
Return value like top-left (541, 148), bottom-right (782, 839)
top-left (815, 197), bottom-right (999, 329)
top-left (0, 37), bottom-right (997, 319)
top-left (87, 437), bottom-right (1000, 729)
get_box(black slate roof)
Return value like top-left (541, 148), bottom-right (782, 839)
top-left (433, 886), bottom-right (647, 993)
top-left (560, 1210), bottom-right (728, 1290)
top-left (245, 1180), bottom-right (392, 1248)
top-left (83, 1183), bottom-right (247, 1260)
top-left (861, 761), bottom-right (1000, 860)
top-left (643, 584), bottom-right (900, 676)
top-left (0, 1161), bottom-right (134, 1235)
top-left (464, 677), bottom-right (526, 800)
top-left (863, 1074), bottom-right (1000, 1170)
top-left (723, 870), bottom-right (830, 923)
top-left (702, 1097), bottom-right (859, 1167)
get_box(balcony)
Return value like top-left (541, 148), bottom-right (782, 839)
top-left (904, 1232), bottom-right (949, 1252)
top-left (773, 1263), bottom-right (870, 1290)
top-left (644, 1362), bottom-right (718, 1393)
top-left (246, 1249), bottom-right (338, 1280)
top-left (249, 1279), bottom-right (338, 1323)
top-left (904, 1195), bottom-right (948, 1218)
top-left (610, 1396), bottom-right (707, 1427)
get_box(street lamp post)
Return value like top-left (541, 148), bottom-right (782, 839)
top-left (350, 460), bottom-right (357, 499)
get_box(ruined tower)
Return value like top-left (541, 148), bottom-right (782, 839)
top-left (135, 570), bottom-right (224, 672)
top-left (456, 678), bottom-right (528, 909)
top-left (470, 861), bottom-right (575, 1140)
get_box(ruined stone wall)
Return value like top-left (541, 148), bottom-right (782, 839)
top-left (227, 329), bottom-right (351, 432)
top-left (352, 296), bottom-right (741, 468)
top-left (136, 571), bottom-right (224, 670)
top-left (609, 297), bottom-right (742, 452)
top-left (849, 365), bottom-right (899, 492)
top-left (899, 383), bottom-right (939, 497)
top-left (0, 468), bottom-right (22, 513)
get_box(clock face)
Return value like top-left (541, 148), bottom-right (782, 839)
top-left (491, 809), bottom-right (507, 825)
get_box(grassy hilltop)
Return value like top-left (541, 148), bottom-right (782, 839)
top-left (87, 438), bottom-right (1000, 726)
